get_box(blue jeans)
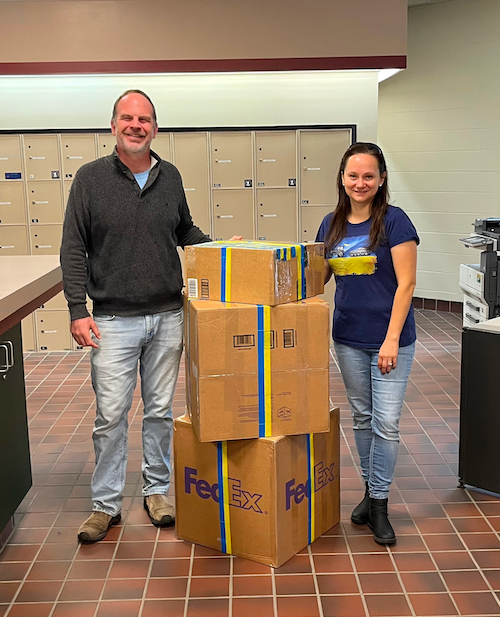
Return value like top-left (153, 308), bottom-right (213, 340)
top-left (334, 341), bottom-right (415, 499)
top-left (90, 309), bottom-right (183, 516)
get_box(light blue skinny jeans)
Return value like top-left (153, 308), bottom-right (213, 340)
top-left (90, 308), bottom-right (183, 516)
top-left (334, 341), bottom-right (415, 500)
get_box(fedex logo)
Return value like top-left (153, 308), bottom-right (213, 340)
top-left (285, 461), bottom-right (336, 510)
top-left (184, 467), bottom-right (264, 514)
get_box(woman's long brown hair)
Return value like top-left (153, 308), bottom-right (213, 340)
top-left (324, 142), bottom-right (390, 254)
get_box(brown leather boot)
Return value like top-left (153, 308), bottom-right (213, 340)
top-left (77, 511), bottom-right (121, 543)
top-left (144, 494), bottom-right (175, 527)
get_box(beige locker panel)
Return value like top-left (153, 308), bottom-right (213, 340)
top-left (213, 189), bottom-right (254, 240)
top-left (300, 206), bottom-right (332, 242)
top-left (0, 182), bottom-right (26, 225)
top-left (173, 133), bottom-right (210, 233)
top-left (256, 189), bottom-right (297, 243)
top-left (0, 226), bottom-right (28, 255)
top-left (211, 132), bottom-right (253, 189)
top-left (64, 181), bottom-right (72, 210)
top-left (21, 315), bottom-right (37, 352)
top-left (0, 135), bottom-right (23, 180)
top-left (153, 133), bottom-right (171, 161)
top-left (27, 181), bottom-right (63, 224)
top-left (36, 310), bottom-right (71, 351)
top-left (40, 290), bottom-right (67, 310)
top-left (61, 134), bottom-right (96, 180)
top-left (300, 130), bottom-right (351, 205)
top-left (24, 134), bottom-right (60, 181)
top-left (256, 131), bottom-right (297, 188)
top-left (30, 225), bottom-right (62, 255)
top-left (98, 134), bottom-right (115, 157)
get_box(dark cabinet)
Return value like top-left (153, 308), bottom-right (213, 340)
top-left (0, 323), bottom-right (32, 532)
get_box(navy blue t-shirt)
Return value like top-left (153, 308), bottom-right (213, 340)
top-left (316, 206), bottom-right (419, 349)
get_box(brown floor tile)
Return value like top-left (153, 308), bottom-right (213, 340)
top-left (364, 594), bottom-right (412, 616)
top-left (321, 595), bottom-right (365, 617)
top-left (96, 600), bottom-right (142, 617)
top-left (400, 571), bottom-right (446, 592)
top-left (114, 541), bottom-right (154, 560)
top-left (16, 580), bottom-right (62, 602)
top-left (52, 602), bottom-right (98, 617)
top-left (154, 541), bottom-right (191, 558)
top-left (187, 598), bottom-right (229, 616)
top-left (102, 577), bottom-right (146, 600)
top-left (68, 560), bottom-right (111, 579)
top-left (277, 596), bottom-right (320, 617)
top-left (26, 561), bottom-right (71, 581)
top-left (472, 550), bottom-right (500, 568)
top-left (59, 579), bottom-right (105, 601)
top-left (141, 599), bottom-right (185, 617)
top-left (353, 554), bottom-right (395, 573)
top-left (358, 572), bottom-right (403, 593)
top-left (191, 558), bottom-right (230, 576)
top-left (442, 569), bottom-right (490, 591)
top-left (275, 574), bottom-right (316, 595)
top-left (150, 558), bottom-right (190, 578)
top-left (232, 559), bottom-right (272, 575)
top-left (317, 573), bottom-right (358, 594)
top-left (274, 554), bottom-right (312, 574)
top-left (0, 563), bottom-right (31, 581)
top-left (8, 603), bottom-right (53, 617)
top-left (451, 591), bottom-right (500, 615)
top-left (461, 533), bottom-right (500, 550)
top-left (189, 576), bottom-right (229, 597)
top-left (432, 551), bottom-right (477, 570)
top-left (0, 544), bottom-right (40, 561)
top-left (145, 577), bottom-right (188, 599)
top-left (231, 597), bottom-right (274, 617)
top-left (313, 554), bottom-right (353, 573)
top-left (232, 575), bottom-right (273, 596)
top-left (393, 552), bottom-right (437, 572)
top-left (409, 592), bottom-right (458, 616)
top-left (0, 581), bottom-right (21, 603)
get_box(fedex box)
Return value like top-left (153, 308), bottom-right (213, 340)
top-left (185, 240), bottom-right (324, 306)
top-left (174, 409), bottom-right (340, 568)
top-left (185, 297), bottom-right (330, 441)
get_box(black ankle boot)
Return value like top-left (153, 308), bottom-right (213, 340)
top-left (351, 482), bottom-right (370, 525)
top-left (367, 497), bottom-right (396, 545)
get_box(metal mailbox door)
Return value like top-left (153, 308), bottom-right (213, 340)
top-left (24, 135), bottom-right (61, 181)
top-left (300, 205), bottom-right (333, 242)
top-left (300, 130), bottom-right (351, 206)
top-left (0, 226), bottom-right (29, 255)
top-left (0, 135), bottom-right (23, 180)
top-left (153, 133), bottom-right (172, 162)
top-left (98, 134), bottom-right (115, 158)
top-left (173, 132), bottom-right (210, 234)
top-left (30, 225), bottom-right (63, 255)
top-left (0, 183), bottom-right (26, 225)
top-left (61, 134), bottom-right (97, 180)
top-left (256, 188), bottom-right (297, 242)
top-left (211, 132), bottom-right (253, 189)
top-left (27, 181), bottom-right (63, 224)
top-left (213, 189), bottom-right (254, 240)
top-left (256, 131), bottom-right (296, 188)
top-left (36, 311), bottom-right (71, 351)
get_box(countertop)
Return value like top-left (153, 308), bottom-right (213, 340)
top-left (0, 256), bottom-right (62, 336)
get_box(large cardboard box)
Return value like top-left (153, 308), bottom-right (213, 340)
top-left (185, 296), bottom-right (330, 441)
top-left (174, 409), bottom-right (340, 568)
top-left (185, 240), bottom-right (325, 306)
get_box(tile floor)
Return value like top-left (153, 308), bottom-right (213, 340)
top-left (1, 309), bottom-right (500, 617)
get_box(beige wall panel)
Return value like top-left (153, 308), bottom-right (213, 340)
top-left (256, 189), bottom-right (297, 243)
top-left (27, 181), bottom-right (63, 224)
top-left (212, 189), bottom-right (254, 240)
top-left (36, 310), bottom-right (71, 351)
top-left (0, 226), bottom-right (29, 255)
top-left (256, 132), bottom-right (297, 188)
top-left (98, 134), bottom-right (115, 158)
top-left (30, 224), bottom-right (62, 255)
top-left (61, 134), bottom-right (97, 180)
top-left (0, 135), bottom-right (23, 180)
top-left (39, 291), bottom-right (67, 311)
top-left (173, 133), bottom-right (210, 234)
top-left (1, 0), bottom-right (406, 64)
top-left (211, 133), bottom-right (253, 189)
top-left (300, 130), bottom-right (351, 205)
top-left (153, 133), bottom-right (171, 162)
top-left (24, 135), bottom-right (61, 181)
top-left (300, 206), bottom-right (332, 242)
top-left (21, 315), bottom-right (36, 352)
top-left (0, 182), bottom-right (26, 225)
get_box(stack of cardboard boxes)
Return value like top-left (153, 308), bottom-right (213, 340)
top-left (174, 241), bottom-right (340, 567)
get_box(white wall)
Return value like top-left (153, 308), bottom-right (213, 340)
top-left (379, 0), bottom-right (500, 302)
top-left (0, 71), bottom-right (378, 138)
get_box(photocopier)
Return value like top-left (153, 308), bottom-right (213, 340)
top-left (459, 218), bottom-right (500, 328)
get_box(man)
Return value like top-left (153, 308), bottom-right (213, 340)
top-left (60, 90), bottom-right (212, 543)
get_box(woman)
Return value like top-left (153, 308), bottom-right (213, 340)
top-left (316, 142), bottom-right (418, 545)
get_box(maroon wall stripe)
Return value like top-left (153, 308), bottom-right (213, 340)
top-left (0, 56), bottom-right (406, 75)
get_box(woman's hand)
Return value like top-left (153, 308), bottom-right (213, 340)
top-left (378, 338), bottom-right (399, 374)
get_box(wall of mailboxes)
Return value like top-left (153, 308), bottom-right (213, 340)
top-left (0, 127), bottom-right (353, 352)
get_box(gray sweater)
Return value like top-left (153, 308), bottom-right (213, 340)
top-left (60, 149), bottom-right (210, 321)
